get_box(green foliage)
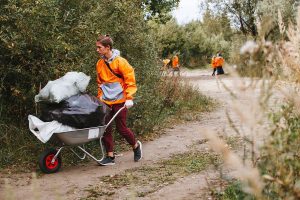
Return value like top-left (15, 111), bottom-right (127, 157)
top-left (259, 104), bottom-right (300, 199)
top-left (216, 182), bottom-right (255, 200)
top-left (143, 0), bottom-right (180, 23)
top-left (201, 10), bottom-right (233, 41)
top-left (149, 19), bottom-right (184, 58)
top-left (150, 10), bottom-right (233, 68)
top-left (0, 0), bottom-right (98, 124)
top-left (182, 22), bottom-right (231, 67)
top-left (207, 0), bottom-right (258, 36)
top-left (206, 0), bottom-right (298, 39)
top-left (256, 0), bottom-right (297, 40)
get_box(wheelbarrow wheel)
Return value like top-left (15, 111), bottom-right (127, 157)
top-left (39, 148), bottom-right (62, 174)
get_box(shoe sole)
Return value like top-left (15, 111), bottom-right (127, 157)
top-left (134, 140), bottom-right (143, 162)
top-left (98, 160), bottom-right (115, 166)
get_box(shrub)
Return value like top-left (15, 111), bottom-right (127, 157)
top-left (259, 104), bottom-right (300, 199)
top-left (219, 182), bottom-right (255, 200)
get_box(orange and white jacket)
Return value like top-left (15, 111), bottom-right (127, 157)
top-left (96, 49), bottom-right (137, 105)
top-left (172, 55), bottom-right (179, 68)
top-left (214, 56), bottom-right (224, 67)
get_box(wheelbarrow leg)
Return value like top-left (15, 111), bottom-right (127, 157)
top-left (52, 147), bottom-right (63, 164)
top-left (70, 145), bottom-right (87, 160)
top-left (76, 136), bottom-right (106, 163)
top-left (99, 136), bottom-right (106, 162)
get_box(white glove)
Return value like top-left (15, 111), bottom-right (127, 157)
top-left (125, 100), bottom-right (134, 109)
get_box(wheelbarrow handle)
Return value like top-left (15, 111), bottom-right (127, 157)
top-left (105, 106), bottom-right (126, 127)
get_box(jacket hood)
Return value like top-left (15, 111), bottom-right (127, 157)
top-left (104, 49), bottom-right (120, 63)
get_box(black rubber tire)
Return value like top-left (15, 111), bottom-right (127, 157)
top-left (38, 148), bottom-right (62, 174)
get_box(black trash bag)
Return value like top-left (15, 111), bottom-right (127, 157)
top-left (40, 94), bottom-right (110, 128)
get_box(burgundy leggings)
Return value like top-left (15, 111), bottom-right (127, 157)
top-left (102, 103), bottom-right (136, 152)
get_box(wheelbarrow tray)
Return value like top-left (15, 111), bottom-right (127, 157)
top-left (37, 106), bottom-right (125, 173)
top-left (55, 126), bottom-right (106, 146)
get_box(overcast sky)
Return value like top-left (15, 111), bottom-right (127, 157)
top-left (172, 0), bottom-right (204, 25)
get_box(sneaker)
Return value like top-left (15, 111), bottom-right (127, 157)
top-left (133, 141), bottom-right (143, 162)
top-left (98, 156), bottom-right (115, 166)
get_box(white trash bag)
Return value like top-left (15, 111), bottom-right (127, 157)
top-left (28, 115), bottom-right (75, 143)
top-left (35, 72), bottom-right (90, 103)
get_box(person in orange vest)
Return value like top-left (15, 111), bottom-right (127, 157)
top-left (161, 58), bottom-right (171, 72)
top-left (96, 34), bottom-right (142, 166)
top-left (171, 53), bottom-right (180, 76)
top-left (212, 52), bottom-right (225, 76)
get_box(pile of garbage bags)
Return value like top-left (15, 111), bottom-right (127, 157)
top-left (29, 72), bottom-right (110, 143)
top-left (40, 93), bottom-right (109, 128)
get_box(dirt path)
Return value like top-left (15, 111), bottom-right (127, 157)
top-left (0, 69), bottom-right (281, 200)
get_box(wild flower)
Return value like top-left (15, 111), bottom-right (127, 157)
top-left (240, 41), bottom-right (259, 55)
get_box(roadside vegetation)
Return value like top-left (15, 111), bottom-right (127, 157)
top-left (148, 0), bottom-right (300, 199)
top-left (193, 1), bottom-right (300, 199)
top-left (83, 150), bottom-right (220, 199)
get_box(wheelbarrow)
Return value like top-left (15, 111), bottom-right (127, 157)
top-left (38, 106), bottom-right (125, 174)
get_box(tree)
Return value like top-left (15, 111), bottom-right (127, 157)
top-left (143, 0), bottom-right (180, 23)
top-left (150, 14), bottom-right (232, 68)
top-left (207, 0), bottom-right (258, 36)
top-left (201, 9), bottom-right (233, 40)
top-left (207, 0), bottom-right (299, 38)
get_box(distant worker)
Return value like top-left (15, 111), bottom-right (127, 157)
top-left (171, 53), bottom-right (180, 76)
top-left (161, 58), bottom-right (171, 72)
top-left (212, 52), bottom-right (224, 76)
top-left (211, 55), bottom-right (216, 76)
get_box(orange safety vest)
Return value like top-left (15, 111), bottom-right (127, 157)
top-left (172, 56), bottom-right (179, 68)
top-left (214, 56), bottom-right (224, 67)
top-left (96, 56), bottom-right (137, 105)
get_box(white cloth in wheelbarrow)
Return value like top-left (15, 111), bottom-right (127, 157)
top-left (40, 94), bottom-right (110, 129)
top-left (28, 115), bottom-right (76, 143)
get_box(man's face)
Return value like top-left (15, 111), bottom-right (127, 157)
top-left (96, 41), bottom-right (110, 56)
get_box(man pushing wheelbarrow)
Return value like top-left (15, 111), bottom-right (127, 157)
top-left (95, 34), bottom-right (142, 166)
